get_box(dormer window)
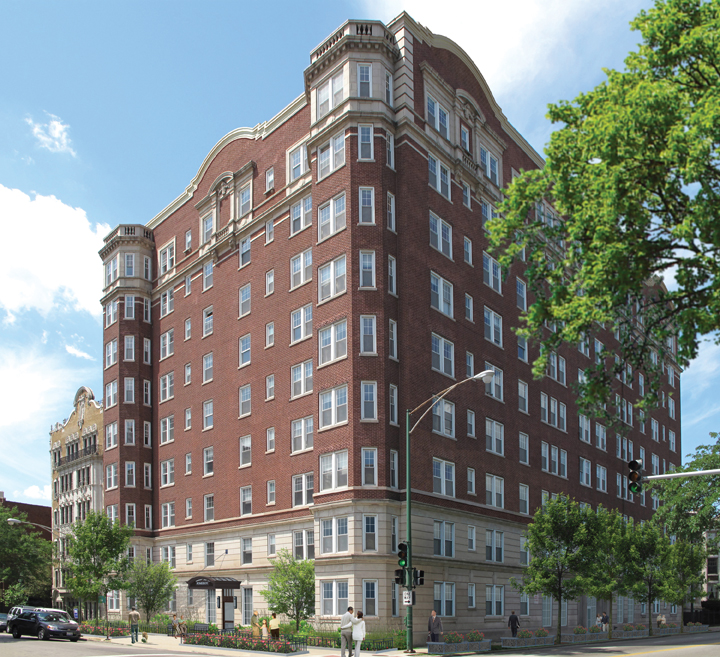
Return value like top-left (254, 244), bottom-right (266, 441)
top-left (202, 215), bottom-right (213, 244)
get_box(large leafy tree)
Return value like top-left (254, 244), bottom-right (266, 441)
top-left (64, 511), bottom-right (133, 633)
top-left (125, 560), bottom-right (177, 621)
top-left (660, 537), bottom-right (706, 631)
top-left (623, 519), bottom-right (671, 636)
top-left (578, 507), bottom-right (629, 638)
top-left (260, 549), bottom-right (314, 631)
top-left (653, 434), bottom-right (720, 539)
top-left (489, 0), bottom-right (720, 410)
top-left (511, 497), bottom-right (594, 644)
top-left (0, 505), bottom-right (52, 604)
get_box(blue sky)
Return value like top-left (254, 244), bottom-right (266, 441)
top-left (1, 0), bottom-right (717, 504)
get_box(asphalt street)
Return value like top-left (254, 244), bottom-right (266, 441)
top-left (0, 630), bottom-right (717, 657)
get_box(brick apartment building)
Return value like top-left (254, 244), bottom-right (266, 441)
top-left (98, 13), bottom-right (682, 637)
top-left (49, 386), bottom-right (104, 616)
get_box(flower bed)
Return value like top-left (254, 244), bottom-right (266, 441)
top-left (685, 624), bottom-right (709, 633)
top-left (80, 624), bottom-right (130, 637)
top-left (501, 632), bottom-right (555, 648)
top-left (184, 633), bottom-right (301, 652)
top-left (653, 626), bottom-right (681, 636)
top-left (611, 629), bottom-right (649, 639)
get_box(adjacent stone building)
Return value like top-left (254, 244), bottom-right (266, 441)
top-left (98, 13), bottom-right (683, 638)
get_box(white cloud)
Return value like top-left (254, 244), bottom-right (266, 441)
top-left (682, 340), bottom-right (720, 400)
top-left (360, 0), bottom-right (648, 99)
top-left (65, 344), bottom-right (95, 361)
top-left (25, 113), bottom-right (77, 157)
top-left (14, 485), bottom-right (52, 501)
top-left (0, 185), bottom-right (110, 319)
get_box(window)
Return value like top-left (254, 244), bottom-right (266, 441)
top-left (484, 308), bottom-right (503, 346)
top-left (318, 254), bottom-right (346, 301)
top-left (431, 333), bottom-right (454, 377)
top-left (123, 335), bottom-right (135, 362)
top-left (594, 339), bottom-right (604, 364)
top-left (185, 498), bottom-right (192, 518)
top-left (483, 253), bottom-right (502, 293)
top-left (463, 237), bottom-right (472, 265)
top-left (267, 480), bottom-right (276, 505)
top-left (460, 125), bottom-right (470, 151)
top-left (596, 465), bottom-right (607, 492)
top-left (264, 166), bottom-right (275, 192)
top-left (485, 363), bottom-right (503, 401)
top-left (241, 487), bottom-right (252, 517)
top-left (358, 125), bottom-right (373, 160)
top-left (124, 295), bottom-right (135, 319)
top-left (389, 384), bottom-right (399, 425)
top-left (200, 306), bottom-right (213, 337)
top-left (467, 467), bottom-right (476, 494)
top-left (430, 272), bottom-right (453, 317)
top-left (144, 463), bottom-right (152, 488)
top-left (385, 70), bottom-right (393, 105)
top-left (390, 450), bottom-right (399, 488)
top-left (486, 419), bottom-right (504, 455)
top-left (579, 414), bottom-right (591, 443)
top-left (479, 146), bottom-right (500, 185)
top-left (144, 421), bottom-right (151, 446)
top-left (519, 484), bottom-right (529, 514)
top-left (159, 372), bottom-right (174, 402)
top-left (432, 398), bottom-right (455, 438)
top-left (124, 252), bottom-right (135, 277)
top-left (291, 360), bottom-right (313, 398)
top-left (386, 192), bottom-right (396, 231)
top-left (185, 453), bottom-right (191, 474)
top-left (429, 213), bottom-right (452, 258)
top-left (465, 294), bottom-right (473, 321)
top-left (105, 300), bottom-right (118, 326)
top-left (161, 501), bottom-right (175, 528)
top-left (266, 427), bottom-right (275, 452)
top-left (239, 334), bottom-right (251, 367)
top-left (318, 132), bottom-right (346, 181)
top-left (320, 450), bottom-right (349, 491)
top-left (485, 585), bottom-right (504, 617)
top-left (239, 435), bottom-right (252, 465)
top-left (319, 319), bottom-right (347, 364)
top-left (363, 515), bottom-right (377, 551)
top-left (359, 250), bottom-right (376, 288)
top-left (596, 423), bottom-right (607, 450)
top-left (579, 458), bottom-right (592, 487)
top-left (486, 475), bottom-right (504, 508)
top-left (669, 430), bottom-right (676, 452)
top-left (205, 542), bottom-right (215, 567)
top-left (105, 339), bottom-right (117, 368)
top-left (426, 94), bottom-right (449, 139)
top-left (204, 494), bottom-right (214, 522)
top-left (358, 63), bottom-right (371, 97)
top-left (105, 422), bottom-right (118, 451)
top-left (125, 419), bottom-right (135, 444)
top-left (160, 329), bottom-right (174, 359)
top-left (433, 520), bottom-right (455, 557)
top-left (290, 249), bottom-right (312, 289)
top-left (433, 582), bottom-right (455, 617)
top-left (291, 417), bottom-right (313, 453)
top-left (519, 432), bottom-right (529, 464)
top-left (669, 397), bottom-right (676, 420)
top-left (518, 335), bottom-right (528, 362)
top-left (518, 380), bottom-right (529, 413)
top-left (388, 319), bottom-right (398, 360)
top-left (388, 255), bottom-right (396, 295)
top-left (203, 400), bottom-right (213, 429)
top-left (486, 529), bottom-right (504, 562)
top-left (547, 352), bottom-right (566, 385)
top-left (362, 447), bottom-right (377, 485)
top-left (292, 473), bottom-right (314, 507)
top-left (106, 463), bottom-right (118, 489)
top-left (433, 459), bottom-right (455, 497)
top-left (239, 384), bottom-right (251, 417)
top-left (317, 70), bottom-right (344, 119)
top-left (184, 363), bottom-right (192, 385)
top-left (105, 380), bottom-right (118, 408)
top-left (468, 525), bottom-right (476, 551)
top-left (202, 214), bottom-right (214, 244)
top-left (516, 278), bottom-right (528, 310)
top-left (158, 243), bottom-right (175, 276)
top-left (289, 145), bottom-right (309, 182)
top-left (318, 193), bottom-right (346, 240)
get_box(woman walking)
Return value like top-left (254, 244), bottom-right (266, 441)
top-left (352, 611), bottom-right (366, 657)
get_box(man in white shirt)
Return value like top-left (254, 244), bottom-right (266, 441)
top-left (340, 606), bottom-right (358, 657)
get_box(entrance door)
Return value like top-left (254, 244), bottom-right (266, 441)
top-left (224, 602), bottom-right (235, 628)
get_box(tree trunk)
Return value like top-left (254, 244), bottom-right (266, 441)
top-left (556, 591), bottom-right (562, 645)
top-left (104, 591), bottom-right (110, 640)
top-left (648, 583), bottom-right (653, 637)
top-left (608, 599), bottom-right (613, 641)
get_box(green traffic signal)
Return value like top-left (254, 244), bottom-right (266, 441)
top-left (628, 458), bottom-right (643, 494)
top-left (398, 542), bottom-right (408, 568)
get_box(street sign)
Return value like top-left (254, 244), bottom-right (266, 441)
top-left (98, 596), bottom-right (105, 603)
top-left (403, 591), bottom-right (413, 606)
top-left (73, 608), bottom-right (78, 619)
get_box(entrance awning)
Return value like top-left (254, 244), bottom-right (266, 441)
top-left (187, 576), bottom-right (243, 590)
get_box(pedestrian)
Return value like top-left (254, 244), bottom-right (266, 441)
top-left (261, 619), bottom-right (269, 639)
top-left (252, 610), bottom-right (261, 638)
top-left (507, 610), bottom-right (520, 638)
top-left (601, 611), bottom-right (609, 631)
top-left (428, 609), bottom-right (443, 643)
top-left (172, 613), bottom-right (179, 639)
top-left (128, 606), bottom-right (140, 644)
top-left (178, 615), bottom-right (187, 644)
top-left (352, 611), bottom-right (366, 657)
top-left (340, 606), bottom-right (356, 657)
top-left (269, 612), bottom-right (280, 640)
top-left (596, 613), bottom-right (602, 628)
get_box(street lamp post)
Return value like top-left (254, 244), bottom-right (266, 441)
top-left (7, 518), bottom-right (55, 534)
top-left (403, 369), bottom-right (495, 653)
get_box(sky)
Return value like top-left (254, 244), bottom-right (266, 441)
top-left (1, 0), bottom-right (718, 506)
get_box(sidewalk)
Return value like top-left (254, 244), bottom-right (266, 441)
top-left (85, 633), bottom-right (412, 657)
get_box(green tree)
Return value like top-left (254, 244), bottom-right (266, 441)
top-left (125, 560), bottom-right (177, 621)
top-left (0, 505), bottom-right (52, 602)
top-left (510, 497), bottom-right (593, 644)
top-left (578, 507), bottom-right (629, 639)
top-left (653, 434), bottom-right (720, 540)
top-left (260, 549), bottom-right (314, 631)
top-left (489, 0), bottom-right (720, 410)
top-left (2, 583), bottom-right (30, 608)
top-left (660, 537), bottom-right (706, 632)
top-left (64, 511), bottom-right (133, 636)
top-left (623, 519), bottom-right (671, 636)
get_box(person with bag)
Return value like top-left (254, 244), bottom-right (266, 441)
top-left (352, 611), bottom-right (366, 657)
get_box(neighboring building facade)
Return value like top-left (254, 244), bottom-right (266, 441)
top-left (98, 14), bottom-right (683, 638)
top-left (49, 386), bottom-right (104, 616)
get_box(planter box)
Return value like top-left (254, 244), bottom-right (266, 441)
top-left (427, 640), bottom-right (491, 654)
top-left (653, 627), bottom-right (680, 636)
top-left (561, 634), bottom-right (599, 643)
top-left (611, 630), bottom-right (650, 639)
top-left (685, 625), bottom-right (709, 633)
top-left (500, 636), bottom-right (555, 648)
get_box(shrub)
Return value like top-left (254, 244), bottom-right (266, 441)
top-left (573, 626), bottom-right (587, 634)
top-left (589, 625), bottom-right (601, 633)
top-left (394, 631), bottom-right (407, 650)
top-left (668, 623), bottom-right (677, 628)
top-left (516, 630), bottom-right (533, 639)
top-left (207, 623), bottom-right (219, 634)
top-left (534, 628), bottom-right (549, 638)
top-left (635, 624), bottom-right (646, 630)
top-left (444, 631), bottom-right (463, 644)
top-left (623, 624), bottom-right (635, 631)
top-left (466, 630), bottom-right (484, 642)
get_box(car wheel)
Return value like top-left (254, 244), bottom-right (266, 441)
top-left (38, 628), bottom-right (49, 640)
top-left (71, 638), bottom-right (79, 642)
top-left (12, 627), bottom-right (21, 639)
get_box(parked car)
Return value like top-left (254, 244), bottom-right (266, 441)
top-left (9, 610), bottom-right (80, 641)
top-left (6, 607), bottom-right (34, 632)
top-left (0, 613), bottom-right (7, 633)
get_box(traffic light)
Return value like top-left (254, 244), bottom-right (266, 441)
top-left (413, 569), bottom-right (425, 586)
top-left (397, 542), bottom-right (408, 568)
top-left (628, 458), bottom-right (644, 494)
top-left (394, 569), bottom-right (404, 585)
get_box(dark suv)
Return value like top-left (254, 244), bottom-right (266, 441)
top-left (9, 610), bottom-right (81, 641)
